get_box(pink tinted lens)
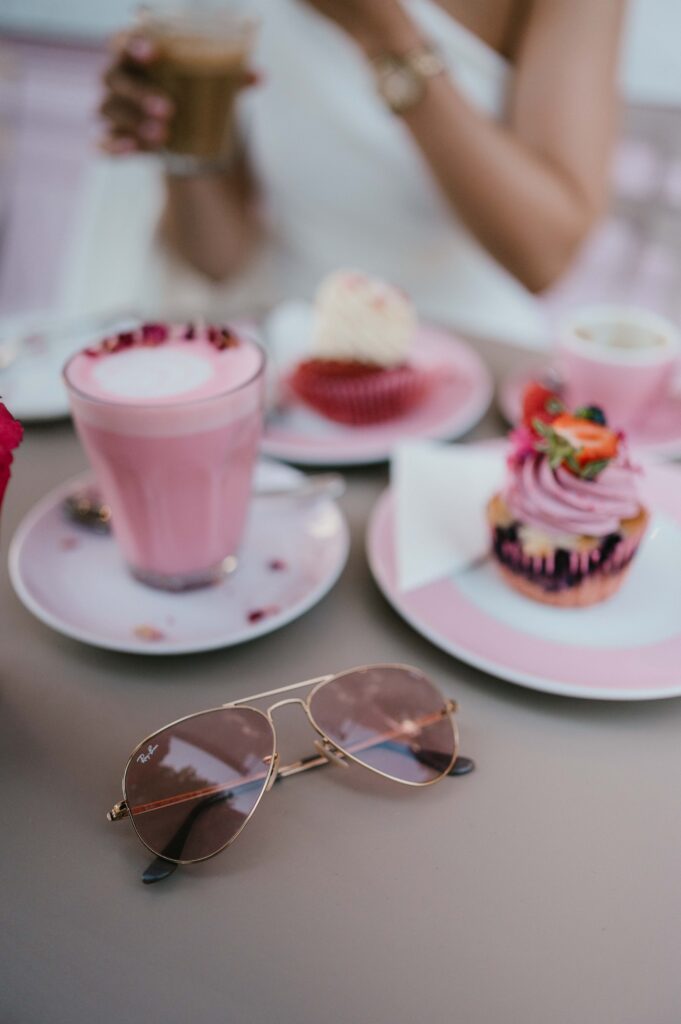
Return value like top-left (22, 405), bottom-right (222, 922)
top-left (125, 708), bottom-right (275, 862)
top-left (309, 665), bottom-right (456, 784)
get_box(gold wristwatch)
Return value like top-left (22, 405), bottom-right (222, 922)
top-left (372, 43), bottom-right (445, 115)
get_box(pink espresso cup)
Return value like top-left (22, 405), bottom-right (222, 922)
top-left (555, 305), bottom-right (680, 428)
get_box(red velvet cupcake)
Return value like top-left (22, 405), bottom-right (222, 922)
top-left (288, 270), bottom-right (429, 426)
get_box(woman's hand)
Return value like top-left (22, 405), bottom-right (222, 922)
top-left (99, 32), bottom-right (259, 156)
top-left (99, 33), bottom-right (174, 155)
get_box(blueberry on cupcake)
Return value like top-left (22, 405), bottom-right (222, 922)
top-left (487, 383), bottom-right (649, 607)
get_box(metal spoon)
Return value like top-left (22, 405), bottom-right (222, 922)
top-left (256, 472), bottom-right (345, 502)
top-left (64, 473), bottom-right (346, 533)
top-left (63, 488), bottom-right (112, 534)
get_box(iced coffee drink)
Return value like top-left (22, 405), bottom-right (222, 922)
top-left (141, 7), bottom-right (256, 167)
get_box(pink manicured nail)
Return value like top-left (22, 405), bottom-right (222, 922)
top-left (127, 36), bottom-right (154, 60)
top-left (100, 135), bottom-right (136, 154)
top-left (144, 95), bottom-right (173, 118)
top-left (112, 136), bottom-right (136, 153)
top-left (140, 119), bottom-right (165, 141)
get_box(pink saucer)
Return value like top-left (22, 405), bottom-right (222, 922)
top-left (367, 445), bottom-right (681, 700)
top-left (9, 461), bottom-right (349, 655)
top-left (262, 324), bottom-right (492, 466)
top-left (499, 364), bottom-right (681, 459)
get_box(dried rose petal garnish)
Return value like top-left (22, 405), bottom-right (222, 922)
top-left (133, 624), bottom-right (166, 642)
top-left (214, 328), bottom-right (239, 350)
top-left (247, 605), bottom-right (281, 624)
top-left (268, 559), bottom-right (288, 572)
top-left (84, 322), bottom-right (241, 357)
top-left (141, 322), bottom-right (169, 344)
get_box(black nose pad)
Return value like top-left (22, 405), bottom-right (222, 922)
top-left (314, 739), bottom-right (349, 768)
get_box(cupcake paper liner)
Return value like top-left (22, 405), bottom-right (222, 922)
top-left (487, 497), bottom-right (649, 608)
top-left (289, 360), bottom-right (430, 426)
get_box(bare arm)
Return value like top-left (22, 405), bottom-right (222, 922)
top-left (161, 153), bottom-right (260, 283)
top-left (99, 33), bottom-right (260, 282)
top-left (307, 0), bottom-right (626, 292)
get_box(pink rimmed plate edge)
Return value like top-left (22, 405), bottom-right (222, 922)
top-left (366, 455), bottom-right (681, 700)
top-left (9, 462), bottom-right (350, 656)
top-left (261, 324), bottom-right (493, 466)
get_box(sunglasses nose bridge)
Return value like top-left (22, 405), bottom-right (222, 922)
top-left (266, 696), bottom-right (309, 716)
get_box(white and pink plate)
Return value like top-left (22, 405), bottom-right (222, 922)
top-left (9, 461), bottom-right (349, 655)
top-left (499, 364), bottom-right (681, 460)
top-left (262, 320), bottom-right (493, 466)
top-left (367, 445), bottom-right (681, 700)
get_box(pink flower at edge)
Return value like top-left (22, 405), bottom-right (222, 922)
top-left (0, 402), bottom-right (22, 452)
top-left (0, 402), bottom-right (23, 510)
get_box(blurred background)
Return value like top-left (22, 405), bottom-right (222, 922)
top-left (1, 0), bottom-right (681, 325)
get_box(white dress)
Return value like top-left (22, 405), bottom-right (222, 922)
top-left (62, 0), bottom-right (547, 346)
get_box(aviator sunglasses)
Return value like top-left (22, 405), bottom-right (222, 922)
top-left (108, 664), bottom-right (475, 883)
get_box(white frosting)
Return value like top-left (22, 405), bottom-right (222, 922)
top-left (311, 270), bottom-right (416, 367)
top-left (92, 348), bottom-right (214, 400)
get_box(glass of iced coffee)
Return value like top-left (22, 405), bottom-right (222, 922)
top-left (138, 3), bottom-right (257, 172)
top-left (64, 323), bottom-right (266, 591)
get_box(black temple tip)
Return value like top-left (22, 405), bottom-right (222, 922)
top-left (142, 857), bottom-right (178, 884)
top-left (449, 755), bottom-right (475, 777)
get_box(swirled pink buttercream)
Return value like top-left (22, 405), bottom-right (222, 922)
top-left (503, 453), bottom-right (642, 536)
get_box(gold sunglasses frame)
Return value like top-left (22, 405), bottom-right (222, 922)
top-left (108, 664), bottom-right (460, 870)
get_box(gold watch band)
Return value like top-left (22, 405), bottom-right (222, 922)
top-left (372, 43), bottom-right (446, 115)
top-left (405, 45), bottom-right (446, 80)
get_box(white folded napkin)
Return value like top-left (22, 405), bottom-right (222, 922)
top-left (393, 440), bottom-right (505, 591)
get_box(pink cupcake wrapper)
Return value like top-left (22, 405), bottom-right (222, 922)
top-left (290, 364), bottom-right (431, 426)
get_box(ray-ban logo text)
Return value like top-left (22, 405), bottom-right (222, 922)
top-left (137, 743), bottom-right (158, 765)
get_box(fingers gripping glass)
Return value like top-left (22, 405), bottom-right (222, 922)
top-left (108, 664), bottom-right (475, 883)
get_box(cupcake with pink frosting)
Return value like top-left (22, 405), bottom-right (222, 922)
top-left (487, 383), bottom-right (648, 607)
top-left (289, 270), bottom-right (429, 425)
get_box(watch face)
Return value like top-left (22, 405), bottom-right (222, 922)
top-left (382, 66), bottom-right (421, 111)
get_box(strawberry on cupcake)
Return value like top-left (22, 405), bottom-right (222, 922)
top-left (288, 270), bottom-right (429, 426)
top-left (487, 383), bottom-right (648, 607)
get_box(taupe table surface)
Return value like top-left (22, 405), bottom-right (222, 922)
top-left (2, 415), bottom-right (680, 1024)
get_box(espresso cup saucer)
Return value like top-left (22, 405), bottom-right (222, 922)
top-left (9, 460), bottom-right (349, 655)
top-left (499, 363), bottom-right (681, 459)
top-left (366, 442), bottom-right (681, 700)
top-left (261, 308), bottom-right (493, 466)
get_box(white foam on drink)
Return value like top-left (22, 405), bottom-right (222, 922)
top-left (66, 328), bottom-right (265, 436)
top-left (92, 348), bottom-right (213, 400)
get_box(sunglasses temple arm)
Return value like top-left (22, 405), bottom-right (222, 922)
top-left (142, 856), bottom-right (178, 884)
top-left (448, 755), bottom-right (475, 776)
top-left (141, 787), bottom-right (251, 884)
top-left (138, 730), bottom-right (476, 883)
top-left (277, 749), bottom-right (475, 781)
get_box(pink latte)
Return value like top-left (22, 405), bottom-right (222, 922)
top-left (65, 323), bottom-right (265, 590)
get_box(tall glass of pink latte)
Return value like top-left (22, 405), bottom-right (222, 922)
top-left (64, 322), bottom-right (265, 591)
